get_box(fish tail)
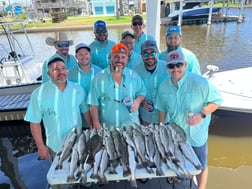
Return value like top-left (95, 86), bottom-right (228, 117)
top-left (130, 178), bottom-right (137, 188)
top-left (123, 168), bottom-right (131, 177)
top-left (97, 175), bottom-right (108, 185)
top-left (66, 176), bottom-right (76, 183)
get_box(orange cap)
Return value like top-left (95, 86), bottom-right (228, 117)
top-left (111, 43), bottom-right (128, 56)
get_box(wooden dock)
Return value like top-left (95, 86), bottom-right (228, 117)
top-left (161, 15), bottom-right (245, 26)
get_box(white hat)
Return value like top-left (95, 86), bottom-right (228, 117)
top-left (75, 43), bottom-right (90, 53)
top-left (45, 32), bottom-right (73, 46)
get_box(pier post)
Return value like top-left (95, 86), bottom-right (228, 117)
top-left (178, 0), bottom-right (183, 26)
top-left (238, 0), bottom-right (244, 23)
top-left (224, 0), bottom-right (230, 21)
top-left (207, 0), bottom-right (215, 25)
top-left (146, 0), bottom-right (161, 48)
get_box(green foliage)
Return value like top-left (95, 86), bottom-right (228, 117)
top-left (24, 14), bottom-right (146, 29)
top-left (1, 14), bottom-right (147, 29)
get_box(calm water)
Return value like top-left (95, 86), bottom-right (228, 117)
top-left (1, 8), bottom-right (252, 169)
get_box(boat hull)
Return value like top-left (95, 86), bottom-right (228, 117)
top-left (168, 7), bottom-right (221, 20)
top-left (205, 66), bottom-right (252, 116)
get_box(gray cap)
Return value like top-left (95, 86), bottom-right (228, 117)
top-left (121, 31), bottom-right (134, 40)
top-left (167, 50), bottom-right (185, 64)
top-left (75, 43), bottom-right (90, 53)
top-left (141, 40), bottom-right (158, 52)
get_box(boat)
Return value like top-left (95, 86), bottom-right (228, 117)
top-left (203, 65), bottom-right (252, 117)
top-left (167, 1), bottom-right (221, 20)
top-left (0, 21), bottom-right (42, 87)
top-left (0, 21), bottom-right (41, 137)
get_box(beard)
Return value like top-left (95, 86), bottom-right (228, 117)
top-left (144, 59), bottom-right (157, 69)
top-left (167, 44), bottom-right (179, 52)
top-left (111, 64), bottom-right (123, 73)
top-left (97, 34), bottom-right (108, 42)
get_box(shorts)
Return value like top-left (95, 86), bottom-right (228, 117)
top-left (192, 142), bottom-right (208, 169)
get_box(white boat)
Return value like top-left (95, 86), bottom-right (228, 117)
top-left (0, 21), bottom-right (41, 128)
top-left (204, 65), bottom-right (252, 116)
top-left (0, 21), bottom-right (42, 88)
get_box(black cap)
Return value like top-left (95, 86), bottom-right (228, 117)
top-left (121, 31), bottom-right (135, 40)
top-left (132, 15), bottom-right (143, 23)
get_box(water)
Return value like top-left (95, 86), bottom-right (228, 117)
top-left (1, 8), bottom-right (252, 169)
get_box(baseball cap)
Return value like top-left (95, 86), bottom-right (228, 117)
top-left (141, 40), bottom-right (158, 52)
top-left (166, 25), bottom-right (182, 36)
top-left (111, 43), bottom-right (128, 56)
top-left (94, 20), bottom-right (106, 30)
top-left (47, 57), bottom-right (64, 67)
top-left (132, 15), bottom-right (143, 23)
top-left (167, 50), bottom-right (185, 64)
top-left (121, 31), bottom-right (134, 40)
top-left (75, 43), bottom-right (90, 53)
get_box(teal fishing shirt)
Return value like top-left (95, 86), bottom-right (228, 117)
top-left (134, 60), bottom-right (169, 124)
top-left (68, 64), bottom-right (102, 95)
top-left (24, 80), bottom-right (88, 152)
top-left (87, 67), bottom-right (147, 128)
top-left (89, 39), bottom-right (116, 69)
top-left (41, 52), bottom-right (77, 83)
top-left (134, 32), bottom-right (156, 54)
top-left (126, 51), bottom-right (142, 69)
top-left (155, 72), bottom-right (223, 147)
top-left (159, 46), bottom-right (202, 75)
top-left (68, 64), bottom-right (101, 129)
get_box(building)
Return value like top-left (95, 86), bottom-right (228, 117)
top-left (33, 0), bottom-right (89, 16)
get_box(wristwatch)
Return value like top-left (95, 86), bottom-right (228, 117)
top-left (200, 111), bottom-right (206, 119)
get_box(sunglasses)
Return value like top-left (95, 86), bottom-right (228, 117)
top-left (142, 51), bottom-right (157, 57)
top-left (132, 22), bottom-right (143, 26)
top-left (167, 62), bottom-right (184, 69)
top-left (56, 43), bottom-right (70, 48)
top-left (95, 29), bottom-right (107, 34)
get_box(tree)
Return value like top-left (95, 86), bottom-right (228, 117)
top-left (119, 0), bottom-right (124, 16)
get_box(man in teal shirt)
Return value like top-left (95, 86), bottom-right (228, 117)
top-left (68, 43), bottom-right (101, 96)
top-left (159, 25), bottom-right (201, 75)
top-left (120, 31), bottom-right (142, 69)
top-left (131, 15), bottom-right (156, 54)
top-left (68, 43), bottom-right (101, 129)
top-left (156, 50), bottom-right (223, 189)
top-left (87, 43), bottom-right (146, 129)
top-left (25, 57), bottom-right (90, 158)
top-left (89, 20), bottom-right (116, 69)
top-left (41, 32), bottom-right (77, 83)
top-left (134, 40), bottom-right (168, 125)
